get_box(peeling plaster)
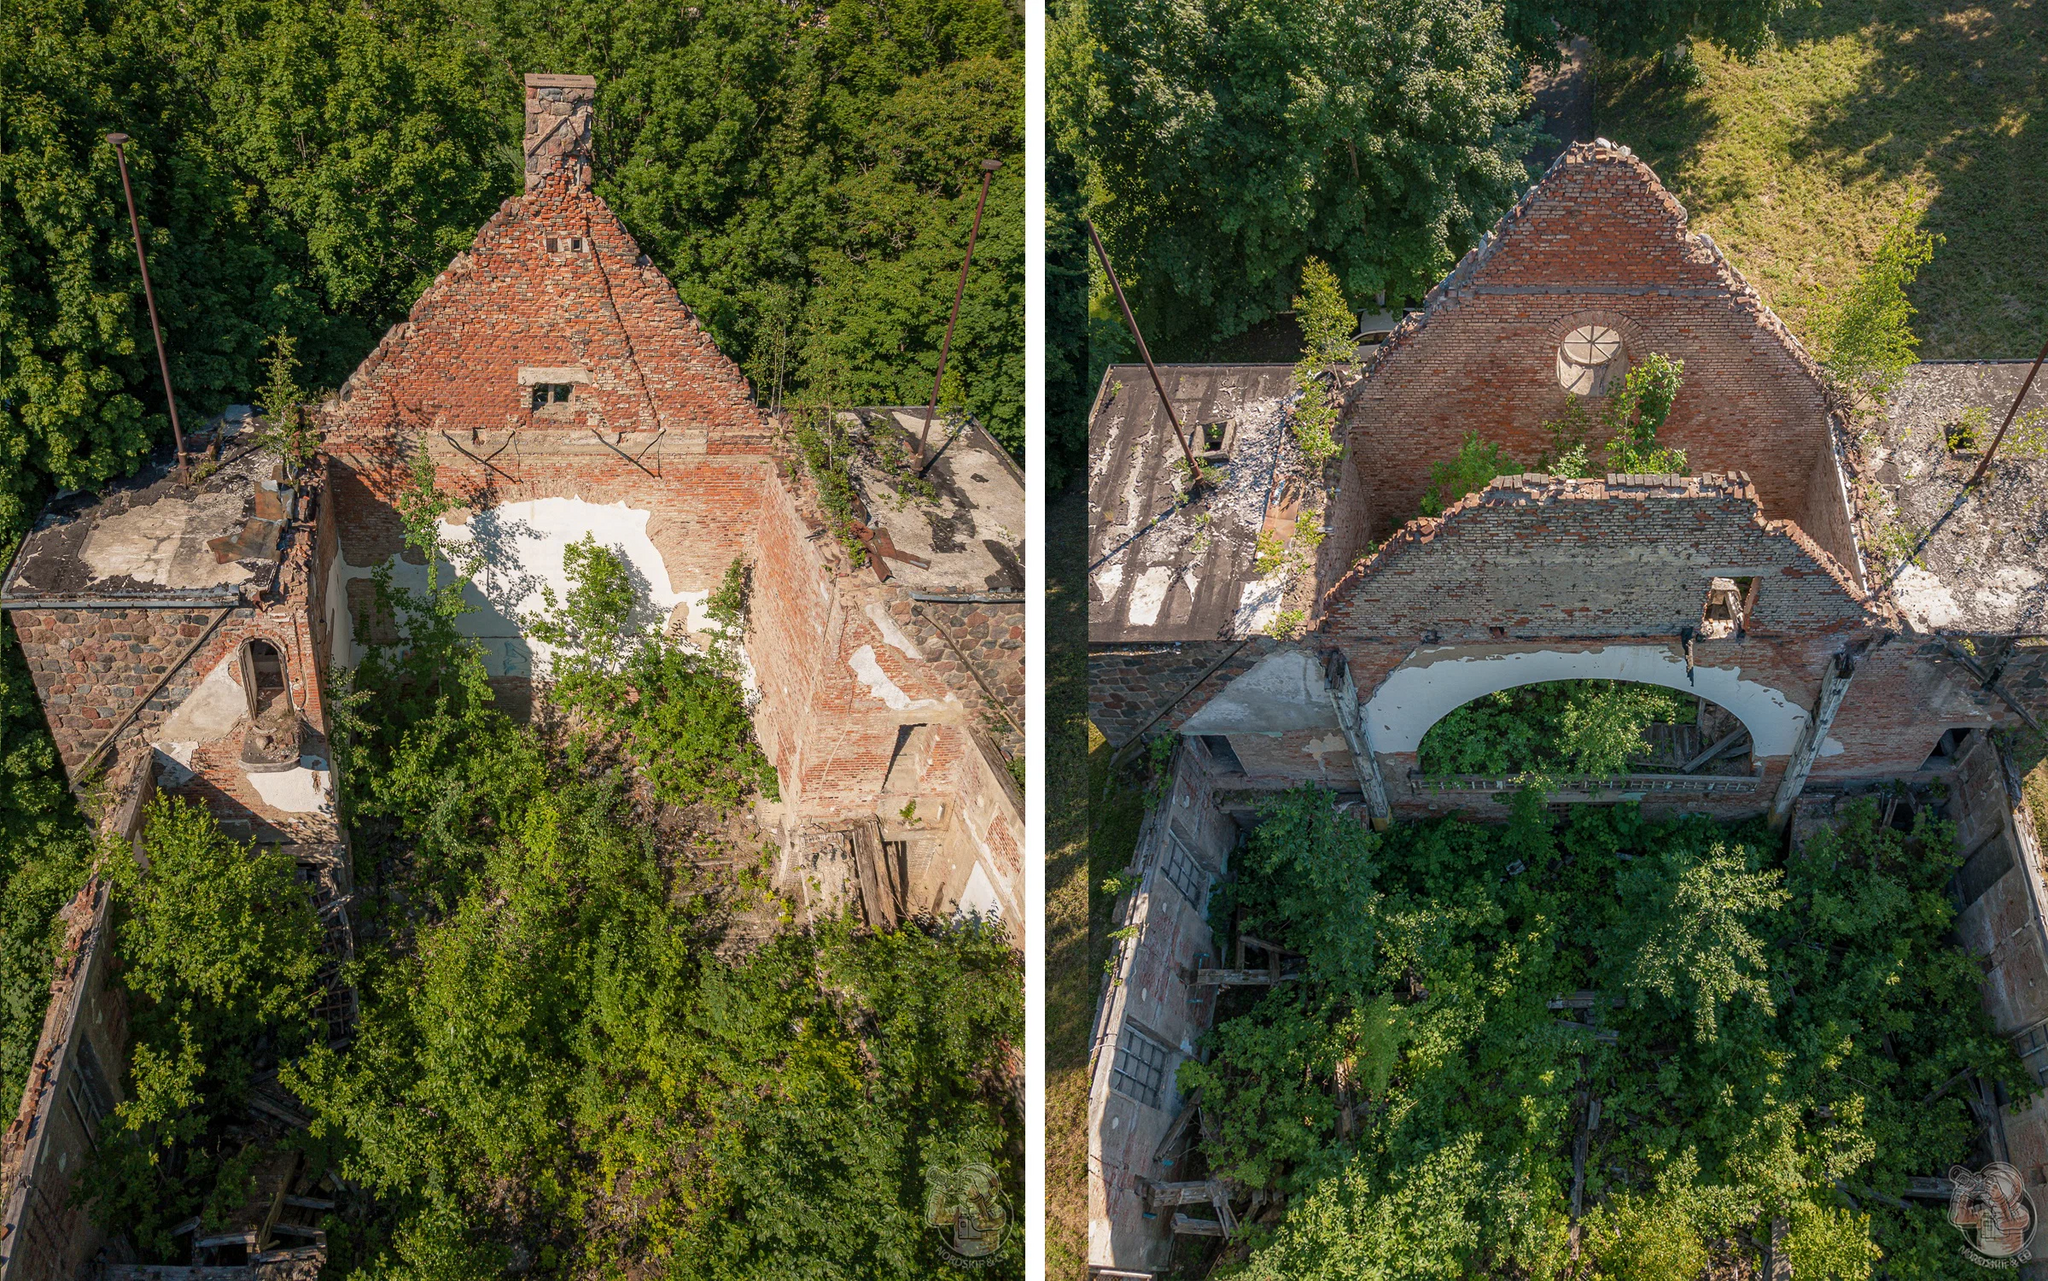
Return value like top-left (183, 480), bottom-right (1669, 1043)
top-left (864, 601), bottom-right (924, 663)
top-left (957, 860), bottom-right (1002, 920)
top-left (153, 655), bottom-right (245, 744)
top-left (154, 743), bottom-right (197, 788)
top-left (1180, 650), bottom-right (1340, 734)
top-left (1363, 646), bottom-right (1835, 758)
top-left (79, 489), bottom-right (254, 589)
top-left (1128, 566), bottom-right (1174, 628)
top-left (1093, 563), bottom-right (1124, 604)
top-left (849, 644), bottom-right (935, 711)
top-left (1891, 565), bottom-right (1965, 631)
top-left (333, 496), bottom-right (755, 690)
top-left (248, 756), bottom-right (332, 814)
top-left (1233, 574), bottom-right (1284, 635)
top-left (1302, 733), bottom-right (1348, 771)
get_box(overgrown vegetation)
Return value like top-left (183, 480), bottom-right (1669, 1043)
top-left (1180, 787), bottom-right (2021, 1279)
top-left (1287, 259), bottom-right (1355, 464)
top-left (0, 610), bottom-right (96, 1114)
top-left (1418, 681), bottom-right (1693, 778)
top-left (82, 796), bottom-right (326, 1256)
top-left (1421, 354), bottom-right (1690, 518)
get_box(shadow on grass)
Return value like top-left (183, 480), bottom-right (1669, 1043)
top-left (1784, 0), bottom-right (2048, 357)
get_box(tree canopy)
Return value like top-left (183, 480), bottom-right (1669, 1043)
top-left (0, 0), bottom-right (1023, 546)
top-left (1182, 788), bottom-right (2021, 1278)
top-left (1080, 0), bottom-right (1538, 353)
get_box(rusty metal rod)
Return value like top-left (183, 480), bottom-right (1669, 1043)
top-left (1086, 220), bottom-right (1200, 481)
top-left (106, 133), bottom-right (187, 484)
top-left (917, 159), bottom-right (1002, 471)
top-left (1968, 332), bottom-right (2048, 489)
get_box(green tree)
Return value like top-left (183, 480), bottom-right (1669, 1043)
top-left (1809, 208), bottom-right (1940, 404)
top-left (1086, 0), bottom-right (1538, 353)
top-left (1289, 258), bottom-right (1356, 462)
top-left (1602, 352), bottom-right (1689, 474)
top-left (1420, 431), bottom-right (1519, 517)
top-left (1607, 839), bottom-right (1786, 1042)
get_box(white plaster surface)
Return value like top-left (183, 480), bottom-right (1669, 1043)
top-left (864, 601), bottom-right (924, 664)
top-left (80, 490), bottom-right (254, 589)
top-left (153, 744), bottom-right (197, 788)
top-left (1180, 650), bottom-right (1341, 734)
top-left (1093, 563), bottom-right (1124, 605)
top-left (330, 497), bottom-right (756, 690)
top-left (1127, 566), bottom-right (1174, 628)
top-left (1362, 646), bottom-right (1835, 758)
top-left (849, 645), bottom-right (935, 711)
top-left (957, 861), bottom-right (1002, 920)
top-left (248, 756), bottom-right (332, 814)
top-left (1891, 565), bottom-right (1964, 631)
top-left (1232, 574), bottom-right (1284, 635)
top-left (153, 655), bottom-right (245, 744)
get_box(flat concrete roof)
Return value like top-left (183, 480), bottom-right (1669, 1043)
top-left (2, 415), bottom-right (288, 608)
top-left (1087, 363), bottom-right (1310, 643)
top-left (844, 409), bottom-right (1024, 596)
top-left (1875, 361), bottom-right (2048, 635)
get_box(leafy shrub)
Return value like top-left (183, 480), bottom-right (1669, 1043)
top-left (1419, 431), bottom-right (1518, 516)
top-left (1809, 208), bottom-right (1941, 402)
top-left (1417, 680), bottom-right (1689, 777)
top-left (1602, 352), bottom-right (1689, 474)
top-left (1287, 259), bottom-right (1357, 463)
top-left (531, 535), bottom-right (777, 810)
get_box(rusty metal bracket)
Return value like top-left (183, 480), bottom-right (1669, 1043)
top-left (439, 429), bottom-right (520, 482)
top-left (588, 427), bottom-right (664, 476)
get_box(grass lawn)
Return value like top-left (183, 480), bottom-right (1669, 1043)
top-left (1594, 0), bottom-right (2048, 359)
top-left (1048, 473), bottom-right (1152, 1279)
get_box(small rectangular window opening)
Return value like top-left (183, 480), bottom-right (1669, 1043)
top-left (1699, 576), bottom-right (1756, 640)
top-left (570, 236), bottom-right (584, 251)
top-left (530, 383), bottom-right (574, 411)
top-left (1199, 734), bottom-right (1243, 774)
top-left (1109, 1027), bottom-right (1170, 1108)
top-left (546, 237), bottom-right (559, 253)
top-left (1162, 832), bottom-right (1209, 907)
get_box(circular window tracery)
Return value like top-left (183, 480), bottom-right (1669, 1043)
top-left (1558, 324), bottom-right (1626, 396)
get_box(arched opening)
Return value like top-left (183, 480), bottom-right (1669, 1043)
top-left (240, 639), bottom-right (292, 719)
top-left (1417, 680), bottom-right (1754, 781)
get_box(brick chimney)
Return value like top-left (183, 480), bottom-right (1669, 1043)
top-left (524, 73), bottom-right (596, 191)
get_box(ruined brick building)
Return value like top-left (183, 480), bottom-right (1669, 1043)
top-left (1086, 140), bottom-right (2047, 1274)
top-left (0, 72), bottom-right (1022, 1277)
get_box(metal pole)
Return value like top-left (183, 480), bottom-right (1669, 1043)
top-left (917, 159), bottom-right (1001, 471)
top-left (1086, 220), bottom-right (1200, 482)
top-left (1967, 333), bottom-right (2048, 489)
top-left (106, 133), bottom-right (187, 483)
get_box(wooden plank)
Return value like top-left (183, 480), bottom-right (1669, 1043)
top-left (849, 823), bottom-right (896, 931)
top-left (1171, 1213), bottom-right (1230, 1237)
top-left (1194, 969), bottom-right (1295, 987)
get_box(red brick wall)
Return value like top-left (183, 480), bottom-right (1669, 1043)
top-left (324, 173), bottom-right (766, 455)
top-left (1335, 143), bottom-right (1860, 581)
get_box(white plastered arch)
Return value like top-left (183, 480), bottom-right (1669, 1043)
top-left (1362, 646), bottom-right (1843, 760)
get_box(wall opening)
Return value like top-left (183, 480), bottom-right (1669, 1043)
top-left (1922, 727), bottom-right (1975, 772)
top-left (240, 639), bottom-right (292, 718)
top-left (1699, 576), bottom-right (1758, 640)
top-left (1415, 680), bottom-right (1754, 787)
top-left (1199, 735), bottom-right (1244, 775)
top-left (530, 383), bottom-right (575, 411)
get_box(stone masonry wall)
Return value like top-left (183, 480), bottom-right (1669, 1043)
top-left (1326, 142), bottom-right (1859, 580)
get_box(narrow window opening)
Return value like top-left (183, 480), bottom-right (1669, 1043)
top-left (1922, 727), bottom-right (1973, 771)
top-left (1699, 576), bottom-right (1755, 640)
top-left (530, 383), bottom-right (575, 411)
top-left (240, 639), bottom-right (291, 718)
top-left (1199, 734), bottom-right (1243, 774)
top-left (570, 236), bottom-right (584, 251)
top-left (545, 237), bottom-right (559, 253)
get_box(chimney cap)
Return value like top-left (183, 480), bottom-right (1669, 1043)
top-left (525, 73), bottom-right (597, 90)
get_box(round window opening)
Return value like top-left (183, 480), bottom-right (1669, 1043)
top-left (1558, 325), bottom-right (1625, 396)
